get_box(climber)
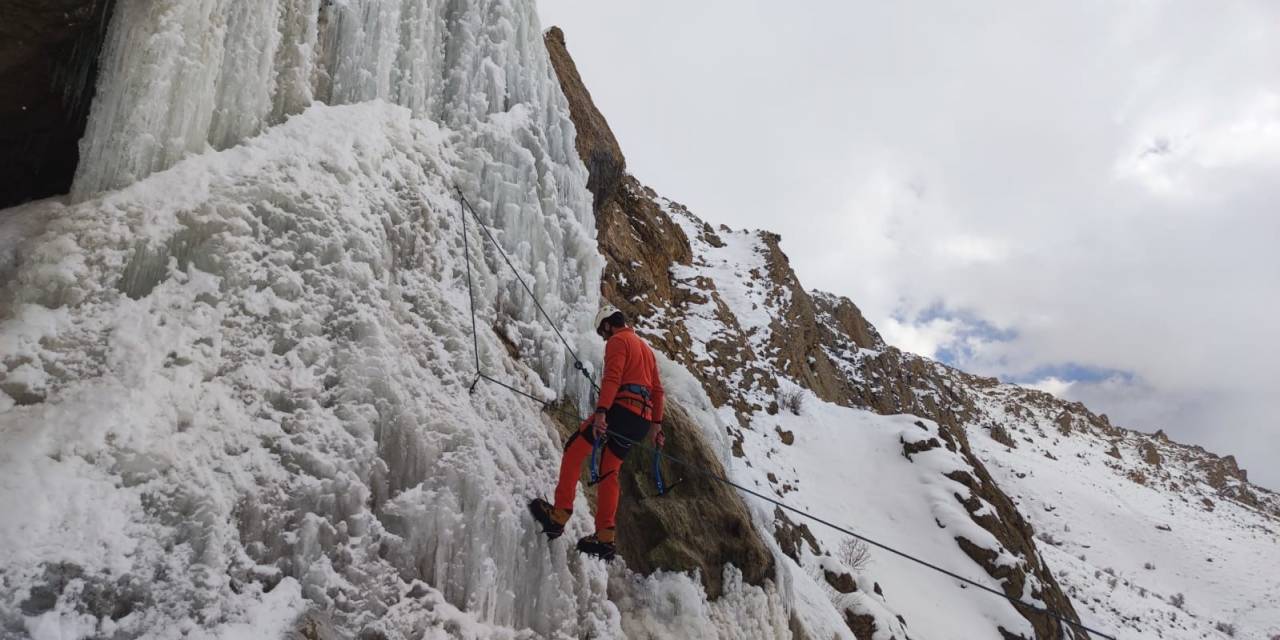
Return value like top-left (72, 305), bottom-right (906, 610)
top-left (529, 305), bottom-right (666, 560)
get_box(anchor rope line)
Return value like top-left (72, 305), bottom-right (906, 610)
top-left (456, 187), bottom-right (597, 390)
top-left (454, 189), bottom-right (1113, 640)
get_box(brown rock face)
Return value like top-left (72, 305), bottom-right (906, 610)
top-left (755, 234), bottom-right (866, 406)
top-left (823, 568), bottom-right (858, 594)
top-left (1140, 441), bottom-right (1163, 467)
top-left (547, 401), bottom-right (773, 598)
top-left (813, 291), bottom-right (884, 351)
top-left (843, 611), bottom-right (878, 640)
top-left (1201, 454), bottom-right (1248, 487)
top-left (613, 401), bottom-right (775, 597)
top-left (543, 26), bottom-right (625, 212)
top-left (0, 0), bottom-right (114, 208)
top-left (990, 424), bottom-right (1018, 449)
top-left (773, 507), bottom-right (820, 563)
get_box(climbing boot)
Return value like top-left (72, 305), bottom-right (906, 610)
top-left (528, 498), bottom-right (570, 540)
top-left (576, 529), bottom-right (616, 560)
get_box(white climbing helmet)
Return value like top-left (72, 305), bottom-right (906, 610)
top-left (593, 304), bottom-right (621, 332)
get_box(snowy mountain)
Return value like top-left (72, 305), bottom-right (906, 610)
top-left (546, 25), bottom-right (1280, 640)
top-left (0, 2), bottom-right (1276, 640)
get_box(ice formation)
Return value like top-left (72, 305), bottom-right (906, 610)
top-left (1, 0), bottom-right (620, 637)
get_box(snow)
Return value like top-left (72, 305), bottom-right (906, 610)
top-left (660, 198), bottom-right (792, 408)
top-left (735, 396), bottom-right (1035, 640)
top-left (966, 386), bottom-right (1280, 639)
top-left (610, 566), bottom-right (789, 640)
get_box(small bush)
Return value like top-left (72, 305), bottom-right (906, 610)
top-left (1144, 562), bottom-right (1155, 570)
top-left (777, 388), bottom-right (804, 416)
top-left (1169, 592), bottom-right (1186, 609)
top-left (1037, 532), bottom-right (1062, 547)
top-left (837, 538), bottom-right (872, 573)
top-left (1214, 622), bottom-right (1236, 637)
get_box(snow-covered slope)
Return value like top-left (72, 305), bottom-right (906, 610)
top-left (965, 384), bottom-right (1280, 638)
top-left (604, 180), bottom-right (1279, 640)
top-left (640, 203), bottom-right (1085, 639)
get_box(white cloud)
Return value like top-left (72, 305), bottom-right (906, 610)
top-left (878, 317), bottom-right (960, 361)
top-left (1026, 377), bottom-right (1074, 400)
top-left (1117, 91), bottom-right (1280, 200)
top-left (934, 234), bottom-right (1010, 266)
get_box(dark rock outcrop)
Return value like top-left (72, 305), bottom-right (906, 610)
top-left (547, 400), bottom-right (773, 598)
top-left (1200, 454), bottom-right (1248, 487)
top-left (0, 0), bottom-right (115, 208)
top-left (543, 27), bottom-right (626, 211)
top-left (990, 424), bottom-right (1017, 448)
top-left (1140, 441), bottom-right (1163, 467)
top-left (773, 507), bottom-right (820, 563)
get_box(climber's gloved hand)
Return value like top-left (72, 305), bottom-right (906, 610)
top-left (589, 410), bottom-right (608, 440)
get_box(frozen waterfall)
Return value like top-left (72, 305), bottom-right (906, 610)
top-left (1, 0), bottom-right (621, 637)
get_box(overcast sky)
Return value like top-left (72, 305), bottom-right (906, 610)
top-left (537, 1), bottom-right (1280, 489)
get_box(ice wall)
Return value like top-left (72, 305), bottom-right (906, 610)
top-left (72, 0), bottom-right (598, 401)
top-left (2, 0), bottom-right (623, 637)
top-left (1, 102), bottom-right (614, 638)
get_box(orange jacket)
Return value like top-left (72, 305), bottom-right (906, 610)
top-left (596, 327), bottom-right (665, 423)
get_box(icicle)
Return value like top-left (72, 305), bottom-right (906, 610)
top-left (269, 0), bottom-right (321, 124)
top-left (208, 0), bottom-right (284, 149)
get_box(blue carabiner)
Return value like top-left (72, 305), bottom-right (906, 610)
top-left (653, 448), bottom-right (666, 495)
top-left (589, 433), bottom-right (603, 485)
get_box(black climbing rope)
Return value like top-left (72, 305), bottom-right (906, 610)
top-left (456, 187), bottom-right (597, 391)
top-left (453, 188), bottom-right (1113, 640)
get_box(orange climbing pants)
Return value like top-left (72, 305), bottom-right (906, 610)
top-left (553, 404), bottom-right (651, 531)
